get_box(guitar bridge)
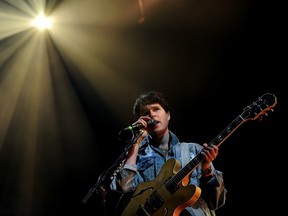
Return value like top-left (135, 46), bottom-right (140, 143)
top-left (136, 191), bottom-right (164, 215)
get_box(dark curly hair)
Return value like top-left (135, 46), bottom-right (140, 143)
top-left (133, 91), bottom-right (170, 119)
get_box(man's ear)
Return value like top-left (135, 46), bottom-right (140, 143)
top-left (167, 111), bottom-right (171, 121)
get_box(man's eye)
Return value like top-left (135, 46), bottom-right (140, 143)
top-left (153, 107), bottom-right (160, 112)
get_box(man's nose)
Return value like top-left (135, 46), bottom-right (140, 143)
top-left (149, 110), bottom-right (156, 117)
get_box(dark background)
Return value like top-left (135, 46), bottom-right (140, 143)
top-left (0, 0), bottom-right (286, 215)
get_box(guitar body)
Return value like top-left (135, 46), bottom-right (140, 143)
top-left (120, 158), bottom-right (201, 216)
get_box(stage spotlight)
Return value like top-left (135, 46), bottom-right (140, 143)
top-left (31, 13), bottom-right (53, 30)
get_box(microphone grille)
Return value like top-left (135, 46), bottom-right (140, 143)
top-left (147, 119), bottom-right (158, 128)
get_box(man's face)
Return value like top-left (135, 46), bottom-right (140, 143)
top-left (141, 103), bottom-right (170, 135)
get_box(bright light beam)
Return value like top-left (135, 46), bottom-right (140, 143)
top-left (31, 13), bottom-right (53, 30)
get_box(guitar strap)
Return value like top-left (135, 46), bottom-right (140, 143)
top-left (180, 143), bottom-right (191, 186)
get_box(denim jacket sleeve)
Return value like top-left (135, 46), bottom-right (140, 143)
top-left (199, 168), bottom-right (227, 210)
top-left (110, 163), bottom-right (143, 193)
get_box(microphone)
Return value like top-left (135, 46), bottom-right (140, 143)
top-left (118, 119), bottom-right (158, 142)
top-left (124, 119), bottom-right (158, 131)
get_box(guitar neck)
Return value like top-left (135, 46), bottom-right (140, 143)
top-left (167, 93), bottom-right (277, 185)
top-left (209, 114), bottom-right (246, 147)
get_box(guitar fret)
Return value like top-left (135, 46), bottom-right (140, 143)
top-left (210, 116), bottom-right (243, 147)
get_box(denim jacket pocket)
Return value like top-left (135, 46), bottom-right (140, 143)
top-left (137, 156), bottom-right (154, 171)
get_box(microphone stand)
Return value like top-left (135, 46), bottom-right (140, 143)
top-left (81, 169), bottom-right (112, 206)
top-left (81, 129), bottom-right (141, 215)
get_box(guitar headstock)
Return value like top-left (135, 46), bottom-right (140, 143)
top-left (241, 93), bottom-right (277, 121)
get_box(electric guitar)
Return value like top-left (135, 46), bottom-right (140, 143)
top-left (120, 93), bottom-right (277, 216)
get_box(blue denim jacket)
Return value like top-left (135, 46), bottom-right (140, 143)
top-left (111, 131), bottom-right (227, 216)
